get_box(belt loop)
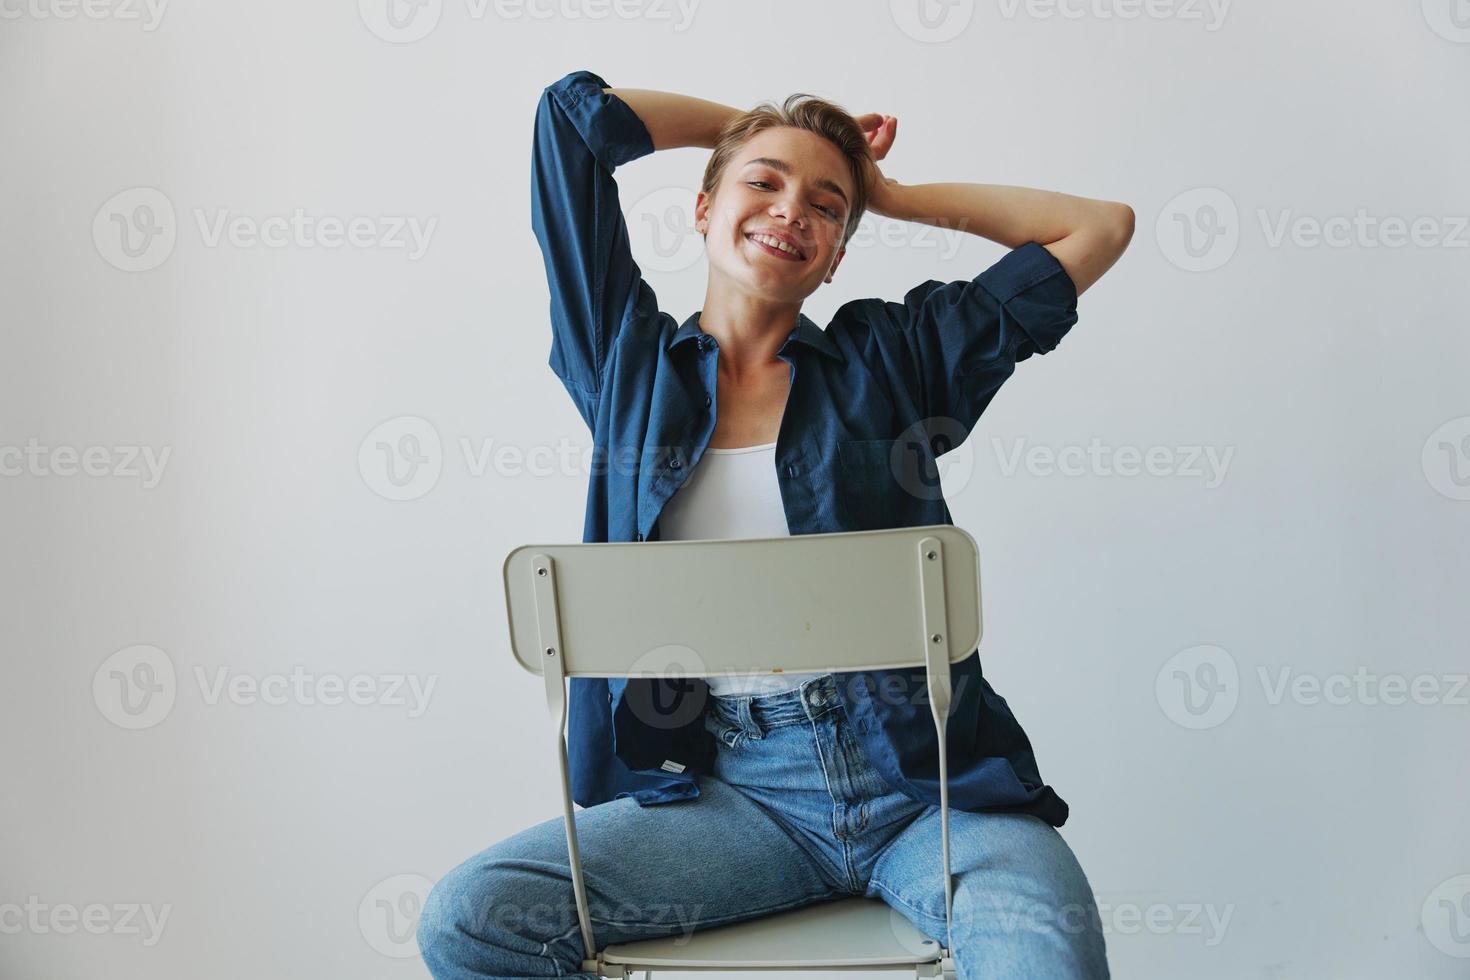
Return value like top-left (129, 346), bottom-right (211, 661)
top-left (737, 697), bottom-right (764, 738)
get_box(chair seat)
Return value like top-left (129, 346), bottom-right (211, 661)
top-left (601, 896), bottom-right (944, 970)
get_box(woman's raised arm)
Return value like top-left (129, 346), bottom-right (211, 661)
top-left (872, 177), bottom-right (1134, 297)
top-left (601, 87), bottom-right (740, 152)
top-left (531, 71), bottom-right (668, 424)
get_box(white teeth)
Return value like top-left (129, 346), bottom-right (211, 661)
top-left (750, 233), bottom-right (800, 257)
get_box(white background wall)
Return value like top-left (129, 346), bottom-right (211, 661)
top-left (3, 1), bottom-right (1468, 978)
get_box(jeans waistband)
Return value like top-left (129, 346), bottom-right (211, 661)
top-left (706, 672), bottom-right (841, 734)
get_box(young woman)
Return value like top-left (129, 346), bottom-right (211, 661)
top-left (418, 69), bottom-right (1133, 980)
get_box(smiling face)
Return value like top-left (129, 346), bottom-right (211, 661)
top-left (695, 126), bottom-right (857, 305)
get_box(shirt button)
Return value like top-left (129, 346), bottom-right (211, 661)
top-left (704, 395), bottom-right (712, 408)
top-left (671, 457), bottom-right (683, 469)
top-left (785, 464), bottom-right (795, 478)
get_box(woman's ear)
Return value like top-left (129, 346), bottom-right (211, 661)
top-left (825, 245), bottom-right (846, 283)
top-left (694, 189), bottom-right (710, 238)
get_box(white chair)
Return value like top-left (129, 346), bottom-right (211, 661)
top-left (503, 524), bottom-right (984, 980)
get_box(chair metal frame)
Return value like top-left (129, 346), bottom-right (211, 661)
top-left (502, 524), bottom-right (983, 980)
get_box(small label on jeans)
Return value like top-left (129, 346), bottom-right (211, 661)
top-left (659, 759), bottom-right (686, 773)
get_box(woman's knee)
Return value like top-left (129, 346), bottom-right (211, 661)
top-left (944, 816), bottom-right (1096, 925)
top-left (954, 815), bottom-right (1106, 965)
top-left (417, 850), bottom-right (582, 971)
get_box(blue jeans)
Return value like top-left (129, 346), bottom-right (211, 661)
top-left (419, 673), bottom-right (1108, 979)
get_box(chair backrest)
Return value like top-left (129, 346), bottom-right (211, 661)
top-left (500, 524), bottom-right (981, 975)
top-left (503, 524), bottom-right (982, 680)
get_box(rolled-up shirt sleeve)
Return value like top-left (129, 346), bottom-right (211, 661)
top-left (530, 69), bottom-right (660, 421)
top-left (870, 241), bottom-right (1079, 435)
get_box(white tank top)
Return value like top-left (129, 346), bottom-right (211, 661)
top-left (657, 441), bottom-right (829, 698)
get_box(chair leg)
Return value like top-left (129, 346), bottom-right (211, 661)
top-left (916, 953), bottom-right (955, 980)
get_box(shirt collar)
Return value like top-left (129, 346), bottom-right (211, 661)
top-left (666, 310), bottom-right (844, 363)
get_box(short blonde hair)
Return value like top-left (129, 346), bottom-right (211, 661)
top-left (701, 93), bottom-right (873, 250)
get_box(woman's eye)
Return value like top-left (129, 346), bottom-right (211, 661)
top-left (748, 181), bottom-right (840, 220)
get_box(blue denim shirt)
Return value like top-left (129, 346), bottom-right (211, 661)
top-left (531, 70), bottom-right (1081, 827)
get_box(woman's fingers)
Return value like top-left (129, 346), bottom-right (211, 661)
top-left (853, 113), bottom-right (897, 164)
top-left (868, 116), bottom-right (897, 161)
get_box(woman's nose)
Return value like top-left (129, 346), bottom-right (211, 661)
top-left (770, 198), bottom-right (809, 227)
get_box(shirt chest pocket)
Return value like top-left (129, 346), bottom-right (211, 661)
top-left (835, 438), bottom-right (933, 530)
top-left (835, 436), bottom-right (954, 530)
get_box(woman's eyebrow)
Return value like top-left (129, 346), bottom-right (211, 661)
top-left (741, 157), bottom-right (848, 207)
